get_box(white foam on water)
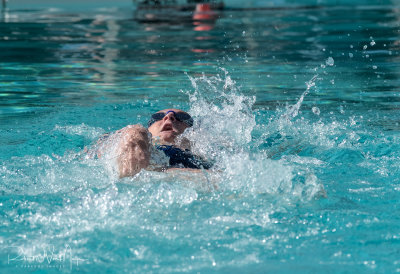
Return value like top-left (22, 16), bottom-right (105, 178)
top-left (0, 71), bottom-right (334, 270)
top-left (0, 124), bottom-right (116, 196)
top-left (0, 73), bottom-right (335, 259)
top-left (54, 123), bottom-right (105, 140)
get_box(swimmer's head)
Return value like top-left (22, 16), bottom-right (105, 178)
top-left (147, 109), bottom-right (193, 143)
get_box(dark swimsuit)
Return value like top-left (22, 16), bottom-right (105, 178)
top-left (156, 145), bottom-right (213, 169)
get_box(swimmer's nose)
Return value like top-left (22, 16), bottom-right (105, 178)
top-left (163, 112), bottom-right (176, 122)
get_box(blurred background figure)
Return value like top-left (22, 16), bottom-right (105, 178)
top-left (133, 0), bottom-right (223, 23)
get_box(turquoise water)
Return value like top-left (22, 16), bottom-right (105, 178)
top-left (2, 1), bottom-right (400, 273)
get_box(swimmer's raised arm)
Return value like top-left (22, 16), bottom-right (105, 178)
top-left (116, 125), bottom-right (151, 178)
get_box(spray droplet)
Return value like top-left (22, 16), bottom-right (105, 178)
top-left (372, 65), bottom-right (377, 69)
top-left (312, 107), bottom-right (320, 115)
top-left (370, 40), bottom-right (376, 46)
top-left (326, 57), bottom-right (334, 66)
top-left (363, 45), bottom-right (368, 50)
top-left (349, 53), bottom-right (353, 58)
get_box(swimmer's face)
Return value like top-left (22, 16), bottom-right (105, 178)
top-left (148, 109), bottom-right (191, 143)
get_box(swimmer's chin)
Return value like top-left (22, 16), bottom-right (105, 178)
top-left (157, 132), bottom-right (178, 143)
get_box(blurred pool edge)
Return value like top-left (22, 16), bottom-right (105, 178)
top-left (4, 0), bottom-right (400, 11)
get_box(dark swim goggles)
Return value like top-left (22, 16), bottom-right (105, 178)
top-left (147, 110), bottom-right (194, 128)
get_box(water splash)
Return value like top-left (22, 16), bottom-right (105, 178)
top-left (183, 68), bottom-right (256, 157)
top-left (180, 69), bottom-right (325, 201)
top-left (282, 75), bottom-right (318, 121)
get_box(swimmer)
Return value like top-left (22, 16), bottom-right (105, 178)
top-left (111, 109), bottom-right (212, 178)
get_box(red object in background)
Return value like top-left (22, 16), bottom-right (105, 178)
top-left (193, 3), bottom-right (217, 31)
top-left (193, 3), bottom-right (217, 21)
top-left (193, 24), bottom-right (213, 31)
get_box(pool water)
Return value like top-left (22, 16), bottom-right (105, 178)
top-left (1, 1), bottom-right (400, 273)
